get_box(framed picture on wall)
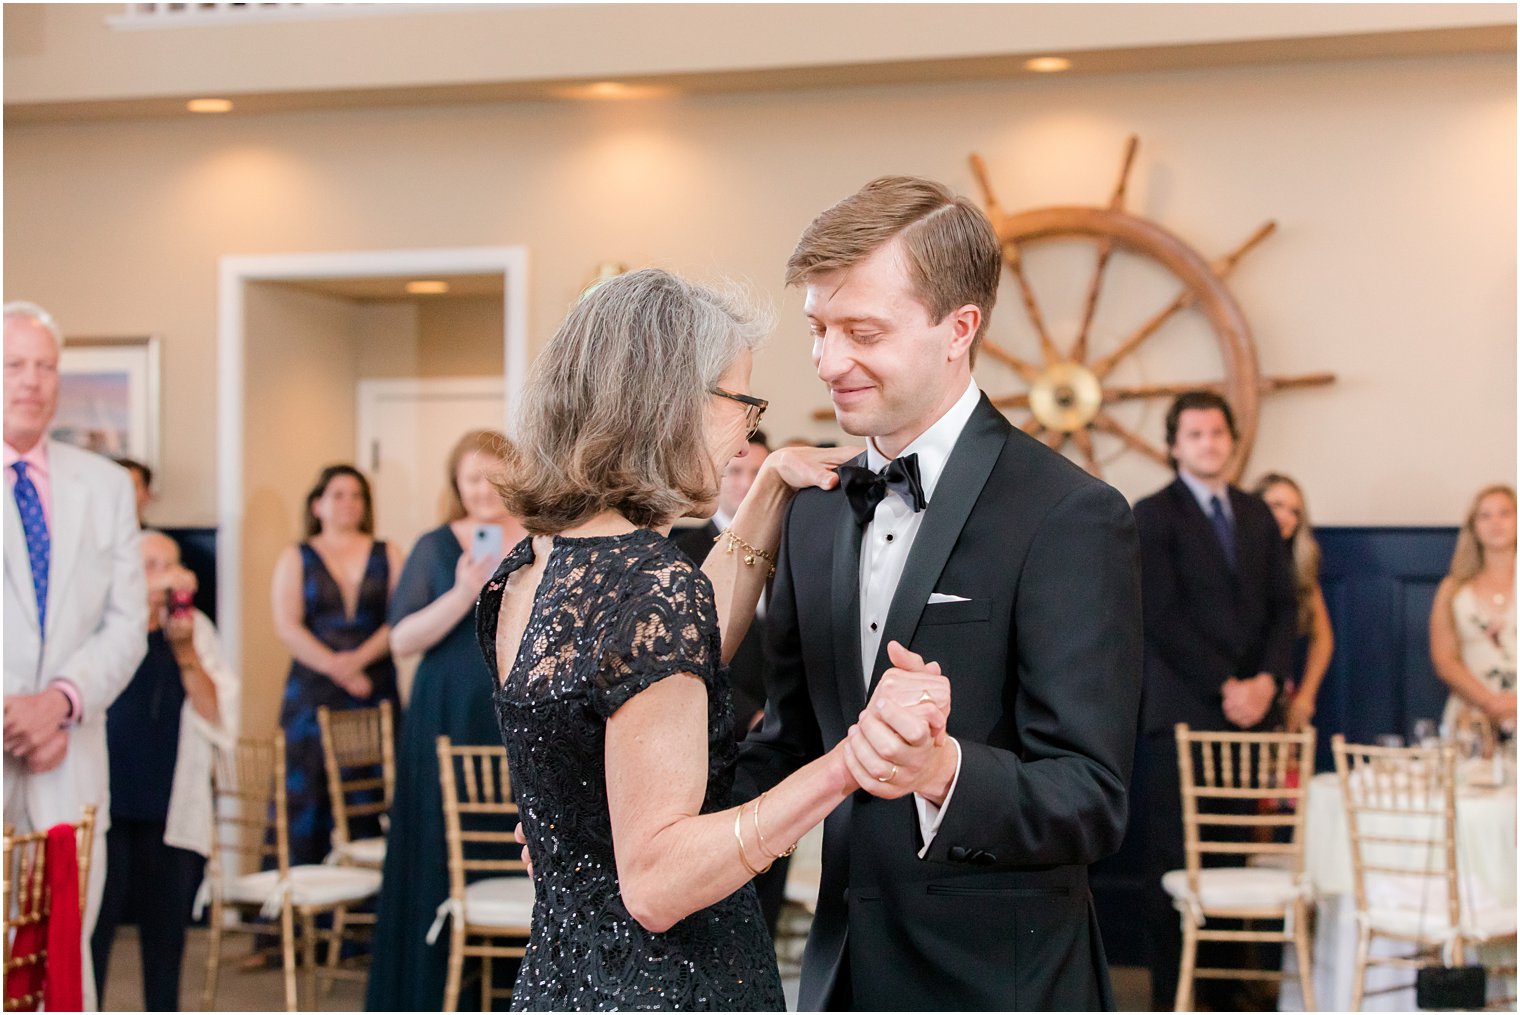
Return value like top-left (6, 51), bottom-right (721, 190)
top-left (50, 336), bottom-right (161, 466)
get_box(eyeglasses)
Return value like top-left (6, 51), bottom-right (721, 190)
top-left (710, 387), bottom-right (769, 441)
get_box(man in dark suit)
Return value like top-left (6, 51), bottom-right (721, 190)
top-left (1132, 390), bottom-right (1298, 1009)
top-left (737, 176), bottom-right (1143, 1011)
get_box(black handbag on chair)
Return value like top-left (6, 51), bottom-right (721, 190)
top-left (1415, 963), bottom-right (1486, 1010)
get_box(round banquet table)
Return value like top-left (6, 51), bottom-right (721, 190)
top-left (1278, 767), bottom-right (1517, 1011)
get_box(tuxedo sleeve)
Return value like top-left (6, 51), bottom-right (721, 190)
top-left (924, 481), bottom-right (1142, 865)
top-left (734, 500), bottom-right (823, 802)
top-left (1134, 496), bottom-right (1238, 696)
top-left (54, 466), bottom-right (147, 717)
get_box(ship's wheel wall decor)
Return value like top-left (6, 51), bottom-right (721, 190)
top-left (812, 136), bottom-right (1335, 484)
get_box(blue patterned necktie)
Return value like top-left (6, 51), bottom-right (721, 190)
top-left (1208, 494), bottom-right (1237, 571)
top-left (12, 461), bottom-right (50, 634)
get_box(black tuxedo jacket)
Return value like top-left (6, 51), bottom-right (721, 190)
top-left (1132, 478), bottom-right (1297, 736)
top-left (672, 521), bottom-right (768, 734)
top-left (737, 396), bottom-right (1142, 1011)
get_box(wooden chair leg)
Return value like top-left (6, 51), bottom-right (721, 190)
top-left (324, 905), bottom-right (348, 997)
top-left (1294, 900), bottom-right (1317, 1011)
top-left (201, 900), bottom-right (224, 1010)
top-left (483, 951), bottom-right (494, 1012)
top-left (443, 925), bottom-right (465, 1013)
top-left (1350, 924), bottom-right (1372, 1011)
top-left (1174, 918), bottom-right (1198, 1012)
top-left (302, 910), bottom-right (321, 1012)
top-left (280, 900), bottom-right (299, 1013)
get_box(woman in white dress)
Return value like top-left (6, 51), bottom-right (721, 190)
top-left (1430, 484), bottom-right (1517, 733)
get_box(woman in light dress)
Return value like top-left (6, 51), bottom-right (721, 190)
top-left (1429, 484), bottom-right (1517, 735)
top-left (1253, 473), bottom-right (1334, 732)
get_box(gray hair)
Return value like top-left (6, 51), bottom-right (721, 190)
top-left (2, 301), bottom-right (64, 349)
top-left (499, 268), bottom-right (769, 533)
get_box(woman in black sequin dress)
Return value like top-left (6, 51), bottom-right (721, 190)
top-left (478, 269), bottom-right (909, 1011)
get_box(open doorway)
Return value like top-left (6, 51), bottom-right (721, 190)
top-left (217, 247), bottom-right (527, 740)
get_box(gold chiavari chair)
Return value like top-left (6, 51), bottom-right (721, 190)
top-left (2, 806), bottom-right (96, 1011)
top-left (432, 736), bottom-right (534, 1012)
top-left (200, 734), bottom-right (381, 1012)
top-left (1165, 724), bottom-right (1317, 1012)
top-left (1331, 734), bottom-right (1516, 1010)
top-left (317, 700), bottom-right (395, 869)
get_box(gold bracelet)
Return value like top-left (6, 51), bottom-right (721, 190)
top-left (717, 529), bottom-right (777, 578)
top-left (753, 790), bottom-right (797, 861)
top-left (734, 806), bottom-right (770, 875)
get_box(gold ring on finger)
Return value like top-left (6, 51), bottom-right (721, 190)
top-left (877, 764), bottom-right (898, 784)
top-left (917, 691), bottom-right (933, 705)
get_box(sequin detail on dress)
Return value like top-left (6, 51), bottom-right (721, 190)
top-left (478, 529), bottom-right (783, 1012)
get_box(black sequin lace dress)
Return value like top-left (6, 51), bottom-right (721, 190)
top-left (477, 529), bottom-right (785, 1012)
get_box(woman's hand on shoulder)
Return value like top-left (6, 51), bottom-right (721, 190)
top-left (761, 445), bottom-right (864, 494)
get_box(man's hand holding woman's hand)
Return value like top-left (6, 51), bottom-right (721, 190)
top-left (843, 642), bottom-right (955, 803)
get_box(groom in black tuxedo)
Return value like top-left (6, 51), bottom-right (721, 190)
top-left (737, 177), bottom-right (1143, 1011)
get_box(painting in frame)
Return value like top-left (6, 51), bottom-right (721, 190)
top-left (50, 336), bottom-right (161, 467)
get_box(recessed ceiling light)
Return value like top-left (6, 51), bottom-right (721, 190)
top-left (405, 280), bottom-right (450, 295)
top-left (1025, 56), bottom-right (1072, 73)
top-left (187, 98), bottom-right (234, 113)
top-left (554, 81), bottom-right (673, 101)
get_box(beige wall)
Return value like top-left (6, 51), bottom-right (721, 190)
top-left (241, 282), bottom-right (362, 739)
top-left (6, 52), bottom-right (1512, 532)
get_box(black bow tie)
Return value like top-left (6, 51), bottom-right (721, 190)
top-left (837, 454), bottom-right (927, 526)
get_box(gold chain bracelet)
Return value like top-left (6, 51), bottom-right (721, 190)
top-left (753, 790), bottom-right (797, 861)
top-left (717, 529), bottom-right (776, 578)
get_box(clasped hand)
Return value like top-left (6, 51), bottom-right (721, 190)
top-left (843, 641), bottom-right (954, 802)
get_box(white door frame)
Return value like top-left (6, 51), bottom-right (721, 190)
top-left (216, 245), bottom-right (529, 674)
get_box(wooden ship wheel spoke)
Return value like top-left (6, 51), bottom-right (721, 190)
top-left (812, 136), bottom-right (1335, 483)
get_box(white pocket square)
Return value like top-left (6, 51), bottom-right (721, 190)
top-left (927, 592), bottom-right (971, 604)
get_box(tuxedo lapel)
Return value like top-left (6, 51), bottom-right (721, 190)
top-left (46, 442), bottom-right (86, 639)
top-left (831, 454), bottom-right (868, 719)
top-left (867, 396), bottom-right (1007, 692)
top-left (3, 485), bottom-right (38, 633)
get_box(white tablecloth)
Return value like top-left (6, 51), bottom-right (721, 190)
top-left (1279, 770), bottom-right (1516, 1011)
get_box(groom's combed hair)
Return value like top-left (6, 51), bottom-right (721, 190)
top-left (497, 268), bottom-right (769, 534)
top-left (784, 176), bottom-right (1001, 357)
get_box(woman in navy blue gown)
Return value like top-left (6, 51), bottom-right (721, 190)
top-left (271, 464), bottom-right (401, 866)
top-left (367, 431), bottom-right (525, 1010)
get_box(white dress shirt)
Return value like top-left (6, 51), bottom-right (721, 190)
top-left (1177, 469), bottom-right (1234, 524)
top-left (858, 378), bottom-right (979, 854)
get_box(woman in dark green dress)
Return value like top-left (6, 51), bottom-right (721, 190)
top-left (367, 431), bottom-right (524, 1011)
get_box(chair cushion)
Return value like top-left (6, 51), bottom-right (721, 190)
top-left (1162, 867), bottom-right (1304, 913)
top-left (334, 837), bottom-right (386, 867)
top-left (463, 877), bottom-right (535, 930)
top-left (222, 865), bottom-right (382, 910)
top-left (1363, 902), bottom-right (1517, 941)
top-left (1359, 873), bottom-right (1518, 941)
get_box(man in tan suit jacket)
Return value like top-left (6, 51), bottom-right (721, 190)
top-left (3, 302), bottom-right (146, 1010)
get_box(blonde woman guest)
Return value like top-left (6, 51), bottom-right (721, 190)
top-left (1430, 484), bottom-right (1517, 731)
top-left (483, 269), bottom-right (947, 1009)
top-left (1253, 473), bottom-right (1335, 732)
top-left (367, 431), bottom-right (526, 1011)
top-left (270, 464), bottom-right (402, 867)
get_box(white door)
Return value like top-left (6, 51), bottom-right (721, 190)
top-left (356, 377), bottom-right (507, 557)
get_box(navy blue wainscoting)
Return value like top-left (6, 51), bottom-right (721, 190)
top-left (1308, 526), bottom-right (1457, 772)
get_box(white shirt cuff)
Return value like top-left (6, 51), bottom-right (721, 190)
top-left (914, 737), bottom-right (962, 859)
